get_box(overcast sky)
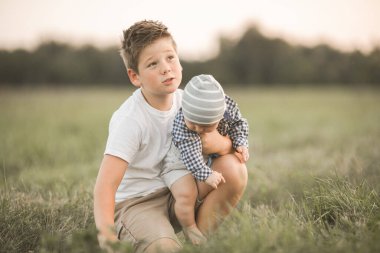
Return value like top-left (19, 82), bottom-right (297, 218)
top-left (1, 0), bottom-right (379, 60)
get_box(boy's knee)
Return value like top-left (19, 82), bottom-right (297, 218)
top-left (228, 163), bottom-right (248, 194)
top-left (216, 155), bottom-right (248, 193)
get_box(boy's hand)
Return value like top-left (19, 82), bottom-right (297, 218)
top-left (98, 231), bottom-right (118, 253)
top-left (235, 146), bottom-right (249, 163)
top-left (205, 171), bottom-right (226, 189)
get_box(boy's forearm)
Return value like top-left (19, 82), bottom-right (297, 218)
top-left (94, 186), bottom-right (118, 241)
top-left (93, 155), bottom-right (128, 242)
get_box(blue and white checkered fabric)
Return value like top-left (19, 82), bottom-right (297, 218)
top-left (172, 95), bottom-right (249, 181)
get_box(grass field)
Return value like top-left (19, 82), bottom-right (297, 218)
top-left (1, 86), bottom-right (380, 253)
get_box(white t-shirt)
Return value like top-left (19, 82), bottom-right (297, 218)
top-left (104, 88), bottom-right (183, 202)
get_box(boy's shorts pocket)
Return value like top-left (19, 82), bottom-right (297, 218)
top-left (117, 221), bottom-right (137, 245)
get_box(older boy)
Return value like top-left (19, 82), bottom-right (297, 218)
top-left (93, 20), bottom-right (248, 253)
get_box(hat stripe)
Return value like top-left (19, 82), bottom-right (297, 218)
top-left (184, 88), bottom-right (225, 103)
top-left (184, 117), bottom-right (221, 125)
top-left (182, 99), bottom-right (225, 112)
top-left (190, 77), bottom-right (224, 94)
top-left (183, 108), bottom-right (224, 119)
top-left (182, 107), bottom-right (224, 123)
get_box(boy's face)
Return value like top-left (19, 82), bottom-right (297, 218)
top-left (184, 119), bottom-right (219, 134)
top-left (127, 37), bottom-right (182, 100)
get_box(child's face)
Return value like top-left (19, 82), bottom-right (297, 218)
top-left (128, 37), bottom-right (182, 99)
top-left (185, 119), bottom-right (219, 134)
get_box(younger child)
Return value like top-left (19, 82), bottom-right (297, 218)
top-left (161, 74), bottom-right (249, 245)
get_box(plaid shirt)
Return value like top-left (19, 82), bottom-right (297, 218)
top-left (172, 95), bottom-right (249, 181)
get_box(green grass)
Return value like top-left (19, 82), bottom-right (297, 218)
top-left (1, 86), bottom-right (379, 252)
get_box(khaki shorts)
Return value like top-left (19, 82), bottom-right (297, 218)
top-left (114, 188), bottom-right (182, 253)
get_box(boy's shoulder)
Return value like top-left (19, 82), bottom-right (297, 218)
top-left (110, 89), bottom-right (151, 127)
top-left (115, 89), bottom-right (144, 115)
top-left (114, 88), bottom-right (183, 123)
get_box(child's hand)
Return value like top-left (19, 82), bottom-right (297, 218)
top-left (235, 146), bottom-right (249, 163)
top-left (205, 171), bottom-right (226, 189)
top-left (199, 130), bottom-right (233, 155)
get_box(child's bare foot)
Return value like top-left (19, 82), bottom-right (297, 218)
top-left (183, 224), bottom-right (207, 245)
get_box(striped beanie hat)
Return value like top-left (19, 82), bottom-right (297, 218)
top-left (182, 74), bottom-right (226, 124)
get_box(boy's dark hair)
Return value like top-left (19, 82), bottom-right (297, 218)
top-left (120, 20), bottom-right (177, 73)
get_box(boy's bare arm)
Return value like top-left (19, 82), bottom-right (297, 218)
top-left (199, 130), bottom-right (233, 155)
top-left (94, 154), bottom-right (128, 243)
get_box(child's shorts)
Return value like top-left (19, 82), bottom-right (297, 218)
top-left (114, 188), bottom-right (182, 253)
top-left (161, 142), bottom-right (191, 189)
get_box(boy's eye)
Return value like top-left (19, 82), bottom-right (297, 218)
top-left (147, 62), bottom-right (157, 68)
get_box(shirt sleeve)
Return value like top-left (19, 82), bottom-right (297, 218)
top-left (172, 110), bottom-right (212, 181)
top-left (223, 95), bottom-right (249, 149)
top-left (105, 114), bottom-right (141, 164)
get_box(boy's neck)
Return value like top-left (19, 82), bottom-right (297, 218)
top-left (141, 91), bottom-right (174, 111)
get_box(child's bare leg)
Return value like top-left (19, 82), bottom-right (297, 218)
top-left (196, 180), bottom-right (214, 202)
top-left (196, 154), bottom-right (248, 236)
top-left (170, 174), bottom-right (207, 245)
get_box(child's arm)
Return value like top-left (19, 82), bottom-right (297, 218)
top-left (199, 130), bottom-right (233, 155)
top-left (205, 170), bottom-right (226, 189)
top-left (94, 155), bottom-right (128, 245)
top-left (224, 95), bottom-right (249, 151)
top-left (177, 137), bottom-right (213, 181)
top-left (235, 145), bottom-right (249, 163)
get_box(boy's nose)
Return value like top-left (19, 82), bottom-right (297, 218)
top-left (161, 63), bottom-right (171, 74)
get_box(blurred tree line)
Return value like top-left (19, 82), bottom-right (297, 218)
top-left (1, 25), bottom-right (379, 87)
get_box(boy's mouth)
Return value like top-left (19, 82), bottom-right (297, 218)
top-left (162, 77), bottom-right (174, 84)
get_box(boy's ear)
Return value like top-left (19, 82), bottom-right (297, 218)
top-left (127, 69), bottom-right (141, 87)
